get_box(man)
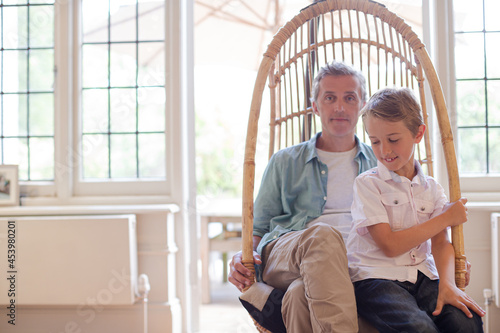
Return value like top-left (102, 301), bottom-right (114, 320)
top-left (230, 61), bottom-right (376, 332)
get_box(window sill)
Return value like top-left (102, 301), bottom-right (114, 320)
top-left (0, 203), bottom-right (180, 216)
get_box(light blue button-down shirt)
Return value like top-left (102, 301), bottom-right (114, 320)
top-left (253, 132), bottom-right (377, 255)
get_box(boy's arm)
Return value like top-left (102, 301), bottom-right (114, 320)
top-left (367, 198), bottom-right (468, 257)
top-left (431, 230), bottom-right (485, 318)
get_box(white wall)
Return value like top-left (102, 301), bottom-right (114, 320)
top-left (464, 204), bottom-right (500, 332)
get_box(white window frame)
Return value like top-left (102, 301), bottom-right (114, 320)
top-left (21, 0), bottom-right (185, 205)
top-left (428, 0), bottom-right (500, 200)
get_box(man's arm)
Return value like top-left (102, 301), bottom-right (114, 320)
top-left (228, 236), bottom-right (262, 292)
top-left (229, 153), bottom-right (286, 291)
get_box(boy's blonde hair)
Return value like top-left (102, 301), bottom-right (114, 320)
top-left (361, 87), bottom-right (424, 136)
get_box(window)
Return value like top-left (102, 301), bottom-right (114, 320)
top-left (0, 0), bottom-right (181, 202)
top-left (0, 1), bottom-right (55, 181)
top-left (454, 0), bottom-right (500, 175)
top-left (80, 0), bottom-right (166, 180)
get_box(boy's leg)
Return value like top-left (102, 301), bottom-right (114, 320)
top-left (415, 275), bottom-right (484, 333)
top-left (263, 223), bottom-right (358, 333)
top-left (354, 278), bottom-right (439, 333)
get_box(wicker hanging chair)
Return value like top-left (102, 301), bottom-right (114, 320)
top-left (241, 1), bottom-right (466, 331)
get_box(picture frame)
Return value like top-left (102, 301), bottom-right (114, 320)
top-left (0, 165), bottom-right (19, 206)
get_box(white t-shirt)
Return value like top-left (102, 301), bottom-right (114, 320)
top-left (306, 146), bottom-right (358, 241)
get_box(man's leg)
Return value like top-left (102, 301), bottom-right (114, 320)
top-left (282, 278), bottom-right (313, 332)
top-left (263, 223), bottom-right (358, 333)
top-left (354, 278), bottom-right (439, 333)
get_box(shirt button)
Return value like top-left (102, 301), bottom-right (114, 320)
top-left (394, 200), bottom-right (398, 204)
top-left (273, 235), bottom-right (277, 239)
top-left (321, 170), bottom-right (326, 175)
top-left (323, 196), bottom-right (327, 201)
top-left (421, 207), bottom-right (425, 211)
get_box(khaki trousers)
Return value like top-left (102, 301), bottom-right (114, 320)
top-left (261, 223), bottom-right (358, 333)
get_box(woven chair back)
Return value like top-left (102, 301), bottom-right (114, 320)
top-left (241, 0), bottom-right (466, 298)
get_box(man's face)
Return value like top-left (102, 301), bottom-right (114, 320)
top-left (312, 75), bottom-right (364, 140)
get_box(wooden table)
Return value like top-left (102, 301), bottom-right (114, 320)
top-left (200, 213), bottom-right (242, 304)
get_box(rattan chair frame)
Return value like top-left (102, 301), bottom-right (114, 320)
top-left (242, 0), bottom-right (466, 330)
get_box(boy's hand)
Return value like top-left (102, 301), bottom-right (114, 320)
top-left (442, 197), bottom-right (468, 227)
top-left (228, 251), bottom-right (262, 292)
top-left (432, 281), bottom-right (485, 318)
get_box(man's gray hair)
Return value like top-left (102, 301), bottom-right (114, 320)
top-left (311, 61), bottom-right (367, 103)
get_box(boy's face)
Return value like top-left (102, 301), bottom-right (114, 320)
top-left (365, 116), bottom-right (425, 179)
top-left (312, 75), bottom-right (364, 141)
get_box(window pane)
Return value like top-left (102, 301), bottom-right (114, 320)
top-left (454, 0), bottom-right (483, 31)
top-left (490, 128), bottom-right (500, 173)
top-left (456, 81), bottom-right (485, 126)
top-left (111, 134), bottom-right (136, 178)
top-left (82, 44), bottom-right (109, 88)
top-left (138, 133), bottom-right (165, 178)
top-left (29, 49), bottom-right (54, 91)
top-left (30, 137), bottom-right (54, 180)
top-left (29, 93), bottom-right (54, 136)
top-left (138, 42), bottom-right (164, 86)
top-left (455, 33), bottom-right (484, 79)
top-left (82, 134), bottom-right (109, 178)
top-left (139, 0), bottom-right (164, 41)
top-left (138, 87), bottom-right (164, 132)
top-left (82, 0), bottom-right (109, 43)
top-left (3, 94), bottom-right (27, 136)
top-left (487, 81), bottom-right (500, 125)
top-left (81, 0), bottom-right (166, 181)
top-left (3, 138), bottom-right (28, 180)
top-left (0, 2), bottom-right (55, 182)
top-left (82, 89), bottom-right (109, 132)
top-left (486, 32), bottom-right (500, 78)
top-left (3, 50), bottom-right (27, 92)
top-left (3, 0), bottom-right (28, 5)
top-left (29, 0), bottom-right (55, 4)
top-left (485, 0), bottom-right (500, 31)
top-left (30, 5), bottom-right (54, 48)
top-left (110, 1), bottom-right (137, 43)
top-left (110, 88), bottom-right (136, 132)
top-left (458, 128), bottom-right (487, 174)
top-left (3, 6), bottom-right (28, 49)
top-left (110, 43), bottom-right (137, 87)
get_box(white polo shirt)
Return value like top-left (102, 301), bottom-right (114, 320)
top-left (347, 160), bottom-right (448, 283)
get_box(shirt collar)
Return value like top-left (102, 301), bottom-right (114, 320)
top-left (377, 159), bottom-right (427, 185)
top-left (306, 132), bottom-right (366, 163)
top-left (354, 136), bottom-right (372, 161)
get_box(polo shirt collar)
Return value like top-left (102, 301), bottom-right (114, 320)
top-left (377, 159), bottom-right (427, 185)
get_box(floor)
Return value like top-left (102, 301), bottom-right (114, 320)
top-left (199, 252), bottom-right (257, 333)
top-left (199, 282), bottom-right (257, 333)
